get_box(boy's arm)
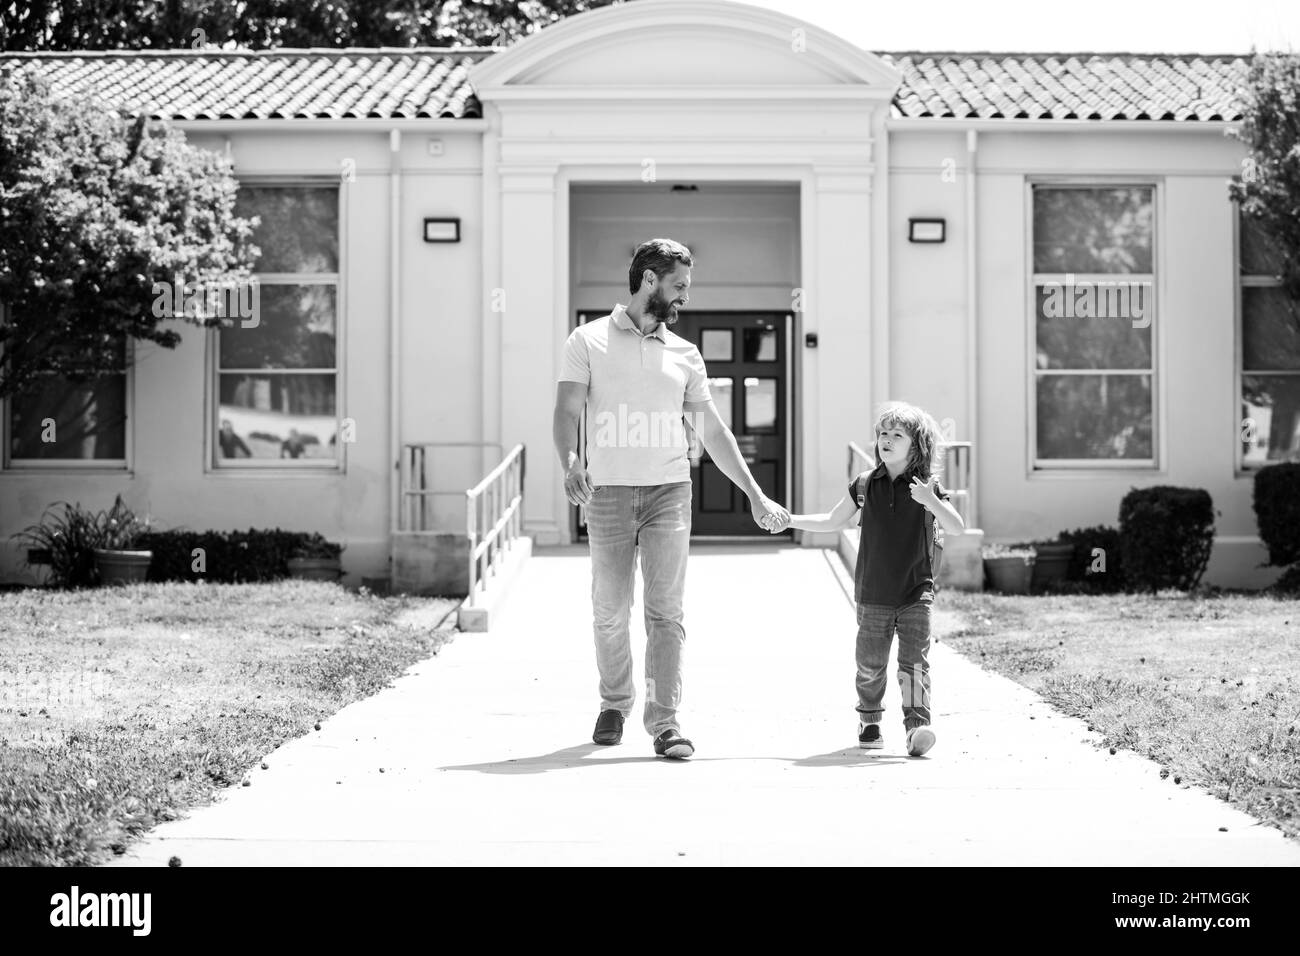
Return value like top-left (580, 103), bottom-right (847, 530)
top-left (787, 493), bottom-right (860, 533)
top-left (929, 496), bottom-right (965, 535)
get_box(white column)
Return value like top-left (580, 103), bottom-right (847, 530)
top-left (498, 165), bottom-right (564, 544)
top-left (807, 165), bottom-right (873, 541)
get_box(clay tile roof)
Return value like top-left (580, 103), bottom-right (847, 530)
top-left (0, 48), bottom-right (490, 120)
top-left (877, 51), bottom-right (1250, 120)
top-left (0, 49), bottom-right (1251, 123)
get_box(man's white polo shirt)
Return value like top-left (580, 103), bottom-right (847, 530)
top-left (559, 304), bottom-right (711, 485)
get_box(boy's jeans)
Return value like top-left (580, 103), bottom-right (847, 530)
top-left (585, 482), bottom-right (691, 736)
top-left (855, 599), bottom-right (932, 731)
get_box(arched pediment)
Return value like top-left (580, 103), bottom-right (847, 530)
top-left (471, 0), bottom-right (900, 97)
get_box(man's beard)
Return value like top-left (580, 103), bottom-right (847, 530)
top-left (646, 287), bottom-right (681, 324)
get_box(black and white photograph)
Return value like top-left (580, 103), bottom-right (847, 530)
top-left (0, 0), bottom-right (1296, 922)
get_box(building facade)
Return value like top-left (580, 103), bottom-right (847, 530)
top-left (0, 0), bottom-right (1282, 588)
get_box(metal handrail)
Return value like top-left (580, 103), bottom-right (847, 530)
top-left (400, 442), bottom-right (503, 532)
top-left (847, 441), bottom-right (875, 479)
top-left (941, 441), bottom-right (973, 527)
top-left (466, 444), bottom-right (526, 604)
top-left (846, 439), bottom-right (973, 527)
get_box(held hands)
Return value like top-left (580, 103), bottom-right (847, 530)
top-left (754, 496), bottom-right (790, 534)
top-left (909, 475), bottom-right (940, 508)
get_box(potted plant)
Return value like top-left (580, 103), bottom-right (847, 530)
top-left (12, 500), bottom-right (104, 588)
top-left (1030, 536), bottom-right (1074, 589)
top-left (92, 495), bottom-right (154, 585)
top-left (287, 534), bottom-right (344, 581)
top-left (982, 542), bottom-right (1036, 594)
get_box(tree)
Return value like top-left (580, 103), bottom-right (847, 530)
top-left (0, 67), bottom-right (258, 400)
top-left (1230, 54), bottom-right (1300, 463)
top-left (1229, 52), bottom-right (1300, 302)
top-left (0, 1), bottom-right (629, 51)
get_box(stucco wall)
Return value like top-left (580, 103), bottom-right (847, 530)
top-left (889, 126), bottom-right (1275, 588)
top-left (0, 127), bottom-right (483, 585)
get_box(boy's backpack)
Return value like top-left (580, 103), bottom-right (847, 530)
top-left (850, 470), bottom-right (945, 584)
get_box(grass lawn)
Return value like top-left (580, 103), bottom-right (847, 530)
top-left (0, 581), bottom-right (458, 866)
top-left (938, 590), bottom-right (1300, 841)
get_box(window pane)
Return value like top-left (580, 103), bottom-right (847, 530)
top-left (708, 377), bottom-right (733, 431)
top-left (219, 374), bottom-right (337, 460)
top-left (744, 377), bottom-right (777, 431)
top-left (1239, 213), bottom-right (1285, 277)
top-left (1033, 187), bottom-right (1153, 274)
top-left (219, 285), bottom-right (336, 370)
top-left (10, 375), bottom-right (126, 460)
top-left (1036, 374), bottom-right (1152, 460)
top-left (700, 329), bottom-right (732, 362)
top-left (743, 327), bottom-right (777, 362)
top-left (1035, 282), bottom-right (1152, 369)
top-left (236, 186), bottom-right (339, 273)
top-left (1242, 286), bottom-right (1300, 371)
top-left (1242, 375), bottom-right (1300, 465)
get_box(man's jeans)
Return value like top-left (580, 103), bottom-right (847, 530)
top-left (855, 600), bottom-right (932, 731)
top-left (585, 482), bottom-right (691, 736)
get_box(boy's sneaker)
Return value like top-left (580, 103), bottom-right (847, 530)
top-left (858, 721), bottom-right (883, 749)
top-left (592, 710), bottom-right (624, 745)
top-left (906, 725), bottom-right (936, 757)
top-left (653, 729), bottom-right (694, 759)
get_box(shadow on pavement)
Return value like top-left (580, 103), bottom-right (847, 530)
top-left (442, 743), bottom-right (916, 773)
top-left (793, 748), bottom-right (914, 767)
top-left (441, 743), bottom-right (679, 774)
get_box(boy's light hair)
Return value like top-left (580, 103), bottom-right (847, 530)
top-left (872, 401), bottom-right (944, 482)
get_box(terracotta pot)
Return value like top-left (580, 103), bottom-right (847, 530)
top-left (984, 555), bottom-right (1035, 594)
top-left (287, 557), bottom-right (343, 581)
top-left (1032, 542), bottom-right (1074, 588)
top-left (94, 548), bottom-right (152, 585)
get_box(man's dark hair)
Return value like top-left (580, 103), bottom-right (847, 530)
top-left (628, 238), bottom-right (693, 294)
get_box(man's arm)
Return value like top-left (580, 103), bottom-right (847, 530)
top-left (554, 381), bottom-right (593, 505)
top-left (684, 398), bottom-right (788, 529)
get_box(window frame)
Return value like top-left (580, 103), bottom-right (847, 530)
top-left (207, 177), bottom-right (347, 473)
top-left (1, 304), bottom-right (134, 472)
top-left (1025, 178), bottom-right (1163, 474)
top-left (1235, 202), bottom-right (1294, 474)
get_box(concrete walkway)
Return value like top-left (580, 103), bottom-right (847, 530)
top-left (112, 544), bottom-right (1300, 866)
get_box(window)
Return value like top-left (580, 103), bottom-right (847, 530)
top-left (5, 324), bottom-right (129, 468)
top-left (216, 185), bottom-right (340, 468)
top-left (1031, 184), bottom-right (1156, 468)
top-left (1238, 211), bottom-right (1300, 468)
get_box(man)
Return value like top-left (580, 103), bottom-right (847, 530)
top-left (218, 419), bottom-right (252, 458)
top-left (553, 238), bottom-right (789, 760)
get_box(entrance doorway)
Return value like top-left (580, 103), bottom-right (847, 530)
top-left (572, 311), bottom-right (793, 539)
top-left (677, 312), bottom-right (791, 536)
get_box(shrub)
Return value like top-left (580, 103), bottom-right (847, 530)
top-left (1118, 486), bottom-right (1216, 592)
top-left (290, 533), bottom-right (344, 560)
top-left (1270, 563), bottom-right (1300, 595)
top-left (1252, 462), bottom-right (1300, 568)
top-left (1056, 525), bottom-right (1127, 593)
top-left (139, 528), bottom-right (325, 583)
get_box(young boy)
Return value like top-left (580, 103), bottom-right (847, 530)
top-left (783, 403), bottom-right (965, 756)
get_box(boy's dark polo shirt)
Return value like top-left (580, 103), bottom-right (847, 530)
top-left (849, 463), bottom-right (950, 607)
